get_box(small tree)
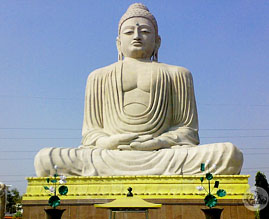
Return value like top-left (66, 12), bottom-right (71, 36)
top-left (6, 188), bottom-right (22, 214)
top-left (255, 172), bottom-right (269, 219)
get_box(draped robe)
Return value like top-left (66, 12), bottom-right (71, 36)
top-left (81, 61), bottom-right (199, 147)
top-left (34, 61), bottom-right (243, 177)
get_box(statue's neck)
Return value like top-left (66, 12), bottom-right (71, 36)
top-left (123, 57), bottom-right (152, 63)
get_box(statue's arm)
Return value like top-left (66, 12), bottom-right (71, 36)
top-left (81, 70), bottom-right (138, 149)
top-left (81, 71), bottom-right (109, 147)
top-left (157, 68), bottom-right (199, 146)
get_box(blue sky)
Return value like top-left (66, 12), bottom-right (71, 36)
top-left (0, 0), bottom-right (269, 194)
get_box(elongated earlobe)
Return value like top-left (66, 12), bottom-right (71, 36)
top-left (152, 35), bottom-right (161, 62)
top-left (118, 52), bottom-right (123, 61)
top-left (116, 37), bottom-right (123, 61)
top-left (152, 49), bottom-right (158, 61)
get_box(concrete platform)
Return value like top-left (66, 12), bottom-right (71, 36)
top-left (22, 175), bottom-right (254, 218)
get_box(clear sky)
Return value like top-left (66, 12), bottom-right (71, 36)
top-left (0, 0), bottom-right (269, 194)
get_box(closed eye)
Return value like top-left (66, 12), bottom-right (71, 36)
top-left (140, 29), bottom-right (151, 33)
top-left (123, 29), bottom-right (134, 35)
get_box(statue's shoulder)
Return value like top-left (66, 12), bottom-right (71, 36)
top-left (154, 62), bottom-right (192, 78)
top-left (87, 62), bottom-right (118, 80)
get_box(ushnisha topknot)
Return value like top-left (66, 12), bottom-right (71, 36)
top-left (118, 3), bottom-right (158, 35)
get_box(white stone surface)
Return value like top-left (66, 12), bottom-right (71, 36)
top-left (35, 143), bottom-right (243, 177)
top-left (81, 61), bottom-right (199, 151)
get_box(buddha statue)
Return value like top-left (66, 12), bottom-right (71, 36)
top-left (34, 3), bottom-right (243, 177)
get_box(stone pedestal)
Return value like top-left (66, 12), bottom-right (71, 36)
top-left (22, 199), bottom-right (254, 219)
top-left (23, 175), bottom-right (254, 219)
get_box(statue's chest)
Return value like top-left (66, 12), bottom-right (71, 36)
top-left (122, 69), bottom-right (152, 92)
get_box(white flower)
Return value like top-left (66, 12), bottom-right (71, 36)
top-left (49, 186), bottom-right (55, 193)
top-left (212, 164), bottom-right (217, 170)
top-left (60, 175), bottom-right (66, 180)
top-left (54, 165), bottom-right (58, 170)
top-left (59, 180), bottom-right (66, 184)
top-left (59, 175), bottom-right (67, 184)
top-left (196, 186), bottom-right (204, 191)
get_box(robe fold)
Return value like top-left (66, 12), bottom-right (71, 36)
top-left (81, 61), bottom-right (199, 147)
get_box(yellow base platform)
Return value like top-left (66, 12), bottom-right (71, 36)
top-left (23, 175), bottom-right (250, 201)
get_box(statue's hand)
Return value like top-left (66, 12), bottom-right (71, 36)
top-left (131, 135), bottom-right (153, 142)
top-left (96, 133), bottom-right (138, 150)
top-left (117, 135), bottom-right (153, 150)
top-left (121, 138), bottom-right (171, 151)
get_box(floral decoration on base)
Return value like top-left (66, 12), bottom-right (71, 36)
top-left (43, 165), bottom-right (68, 208)
top-left (197, 161), bottom-right (226, 208)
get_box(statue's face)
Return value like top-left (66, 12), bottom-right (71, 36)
top-left (119, 17), bottom-right (156, 60)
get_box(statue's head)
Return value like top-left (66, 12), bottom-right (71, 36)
top-left (117, 3), bottom-right (161, 61)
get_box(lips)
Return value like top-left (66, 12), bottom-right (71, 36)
top-left (131, 41), bottom-right (142, 46)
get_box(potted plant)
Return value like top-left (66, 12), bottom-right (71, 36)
top-left (197, 162), bottom-right (226, 219)
top-left (43, 165), bottom-right (68, 219)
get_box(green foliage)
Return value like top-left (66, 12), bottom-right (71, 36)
top-left (58, 186), bottom-right (68, 195)
top-left (255, 172), bottom-right (269, 219)
top-left (199, 163), bottom-right (226, 208)
top-left (12, 211), bottom-right (22, 218)
top-left (201, 163), bottom-right (205, 171)
top-left (6, 188), bottom-right (22, 214)
top-left (44, 166), bottom-right (68, 209)
top-left (255, 209), bottom-right (260, 219)
top-left (51, 179), bottom-right (57, 183)
top-left (204, 194), bottom-right (217, 208)
top-left (206, 173), bottom-right (213, 180)
top-left (216, 189), bottom-right (226, 197)
top-left (255, 172), bottom-right (269, 190)
top-left (48, 195), bottom-right (60, 208)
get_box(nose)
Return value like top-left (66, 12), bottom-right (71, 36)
top-left (133, 28), bottom-right (141, 40)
